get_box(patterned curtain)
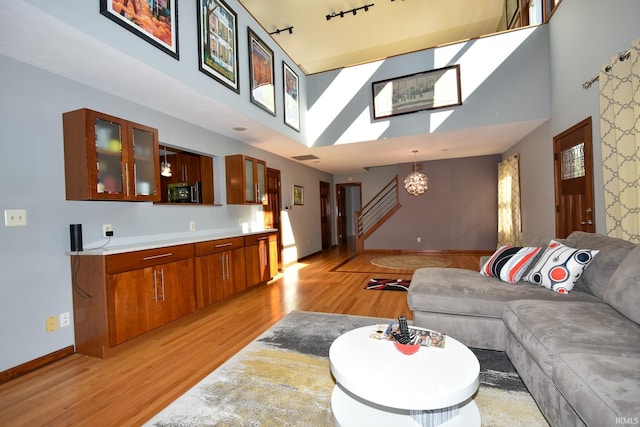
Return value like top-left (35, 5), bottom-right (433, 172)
top-left (497, 154), bottom-right (521, 246)
top-left (600, 38), bottom-right (640, 243)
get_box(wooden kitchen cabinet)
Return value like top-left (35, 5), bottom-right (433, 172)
top-left (159, 146), bottom-right (215, 205)
top-left (244, 232), bottom-right (277, 287)
top-left (70, 244), bottom-right (196, 358)
top-left (225, 154), bottom-right (266, 204)
top-left (195, 237), bottom-right (246, 308)
top-left (63, 108), bottom-right (160, 202)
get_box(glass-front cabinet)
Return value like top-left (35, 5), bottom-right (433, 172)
top-left (225, 154), bottom-right (267, 205)
top-left (63, 108), bottom-right (160, 201)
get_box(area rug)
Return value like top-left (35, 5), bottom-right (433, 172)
top-left (365, 278), bottom-right (410, 291)
top-left (371, 255), bottom-right (453, 269)
top-left (144, 311), bottom-right (548, 427)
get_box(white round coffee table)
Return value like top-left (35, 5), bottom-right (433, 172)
top-left (329, 325), bottom-right (480, 427)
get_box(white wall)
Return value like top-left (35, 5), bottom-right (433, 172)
top-left (506, 0), bottom-right (640, 243)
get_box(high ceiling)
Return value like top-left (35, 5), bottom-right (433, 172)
top-left (0, 1), bottom-right (545, 176)
top-left (240, 0), bottom-right (508, 74)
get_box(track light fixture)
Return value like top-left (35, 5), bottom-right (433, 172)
top-left (326, 3), bottom-right (374, 21)
top-left (269, 26), bottom-right (294, 35)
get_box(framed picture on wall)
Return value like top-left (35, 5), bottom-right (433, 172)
top-left (293, 185), bottom-right (304, 206)
top-left (248, 28), bottom-right (276, 115)
top-left (283, 61), bottom-right (300, 131)
top-left (197, 0), bottom-right (239, 93)
top-left (372, 65), bottom-right (462, 119)
top-left (100, 0), bottom-right (179, 59)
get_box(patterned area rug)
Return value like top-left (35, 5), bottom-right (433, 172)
top-left (145, 311), bottom-right (548, 427)
top-left (371, 255), bottom-right (453, 269)
top-left (365, 278), bottom-right (411, 291)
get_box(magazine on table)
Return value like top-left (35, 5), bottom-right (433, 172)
top-left (369, 323), bottom-right (446, 348)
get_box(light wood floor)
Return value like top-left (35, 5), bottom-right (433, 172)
top-left (0, 244), bottom-right (480, 427)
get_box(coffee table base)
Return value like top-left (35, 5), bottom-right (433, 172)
top-left (331, 384), bottom-right (480, 427)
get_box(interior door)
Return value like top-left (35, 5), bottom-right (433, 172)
top-left (336, 185), bottom-right (347, 246)
top-left (553, 117), bottom-right (595, 238)
top-left (265, 168), bottom-right (282, 269)
top-left (320, 181), bottom-right (332, 250)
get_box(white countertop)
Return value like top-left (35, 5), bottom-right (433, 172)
top-left (67, 228), bottom-right (277, 255)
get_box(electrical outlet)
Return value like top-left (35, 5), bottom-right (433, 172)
top-left (103, 224), bottom-right (113, 237)
top-left (239, 217), bottom-right (244, 225)
top-left (417, 237), bottom-right (421, 243)
top-left (46, 316), bottom-right (58, 333)
top-left (189, 221), bottom-right (196, 231)
top-left (4, 209), bottom-right (27, 227)
top-left (60, 312), bottom-right (71, 328)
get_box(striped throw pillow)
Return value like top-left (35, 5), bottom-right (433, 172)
top-left (480, 246), bottom-right (542, 283)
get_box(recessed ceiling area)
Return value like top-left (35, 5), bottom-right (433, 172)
top-left (239, 0), bottom-right (508, 74)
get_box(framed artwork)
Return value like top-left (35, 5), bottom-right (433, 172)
top-left (293, 185), bottom-right (304, 206)
top-left (506, 0), bottom-right (520, 29)
top-left (248, 28), bottom-right (276, 115)
top-left (100, 0), bottom-right (179, 59)
top-left (372, 65), bottom-right (462, 120)
top-left (283, 61), bottom-right (300, 131)
top-left (197, 0), bottom-right (239, 93)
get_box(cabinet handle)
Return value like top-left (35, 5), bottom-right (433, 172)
top-left (125, 163), bottom-right (130, 197)
top-left (220, 254), bottom-right (226, 280)
top-left (225, 254), bottom-right (230, 280)
top-left (153, 269), bottom-right (158, 302)
top-left (143, 253), bottom-right (173, 260)
top-left (215, 243), bottom-right (233, 248)
top-left (160, 269), bottom-right (166, 301)
top-left (133, 163), bottom-right (137, 196)
top-left (258, 237), bottom-right (268, 241)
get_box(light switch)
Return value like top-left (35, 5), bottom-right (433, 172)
top-left (4, 209), bottom-right (27, 227)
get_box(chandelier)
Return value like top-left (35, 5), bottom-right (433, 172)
top-left (404, 150), bottom-right (428, 196)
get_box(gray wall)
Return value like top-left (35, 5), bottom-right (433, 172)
top-left (365, 155), bottom-right (501, 251)
top-left (505, 0), bottom-right (640, 243)
top-left (0, 55), bottom-right (331, 372)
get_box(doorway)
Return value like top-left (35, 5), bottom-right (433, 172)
top-left (553, 117), bottom-right (595, 238)
top-left (265, 168), bottom-right (282, 269)
top-left (320, 181), bottom-right (332, 250)
top-left (335, 183), bottom-right (362, 246)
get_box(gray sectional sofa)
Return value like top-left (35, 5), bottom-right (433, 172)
top-left (407, 231), bottom-right (640, 426)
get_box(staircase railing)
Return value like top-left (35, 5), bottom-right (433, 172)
top-left (355, 176), bottom-right (401, 252)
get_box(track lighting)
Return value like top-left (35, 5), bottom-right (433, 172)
top-left (326, 3), bottom-right (374, 21)
top-left (269, 26), bottom-right (294, 35)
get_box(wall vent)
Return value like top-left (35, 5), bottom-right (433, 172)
top-left (291, 154), bottom-right (320, 161)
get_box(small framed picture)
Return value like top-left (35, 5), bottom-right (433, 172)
top-left (197, 0), bottom-right (239, 92)
top-left (283, 62), bottom-right (300, 131)
top-left (293, 185), bottom-right (304, 206)
top-left (100, 0), bottom-right (179, 59)
top-left (248, 28), bottom-right (276, 115)
top-left (372, 65), bottom-right (462, 119)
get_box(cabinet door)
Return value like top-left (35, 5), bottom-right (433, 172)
top-left (128, 122), bottom-right (160, 201)
top-left (245, 237), bottom-right (269, 287)
top-left (244, 157), bottom-right (256, 203)
top-left (195, 252), bottom-right (225, 307)
top-left (226, 248), bottom-right (247, 296)
top-left (107, 267), bottom-right (156, 346)
top-left (256, 160), bottom-right (266, 204)
top-left (153, 258), bottom-right (196, 326)
top-left (268, 233), bottom-right (279, 278)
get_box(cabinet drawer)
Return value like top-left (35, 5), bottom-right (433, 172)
top-left (244, 232), bottom-right (274, 246)
top-left (106, 244), bottom-right (195, 274)
top-left (195, 237), bottom-right (244, 256)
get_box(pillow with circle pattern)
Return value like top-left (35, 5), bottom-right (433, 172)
top-left (480, 246), bottom-right (542, 283)
top-left (523, 240), bottom-right (599, 294)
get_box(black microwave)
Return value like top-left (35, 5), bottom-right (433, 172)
top-left (167, 182), bottom-right (201, 203)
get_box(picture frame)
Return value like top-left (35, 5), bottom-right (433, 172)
top-left (506, 0), bottom-right (520, 29)
top-left (100, 0), bottom-right (179, 59)
top-left (248, 28), bottom-right (276, 115)
top-left (293, 185), bottom-right (304, 206)
top-left (283, 61), bottom-right (300, 131)
top-left (197, 0), bottom-right (239, 93)
top-left (372, 65), bottom-right (462, 120)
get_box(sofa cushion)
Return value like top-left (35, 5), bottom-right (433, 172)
top-left (408, 267), bottom-right (600, 319)
top-left (480, 246), bottom-right (541, 283)
top-left (554, 353), bottom-right (640, 426)
top-left (502, 300), bottom-right (640, 378)
top-left (523, 240), bottom-right (598, 294)
top-left (604, 244), bottom-right (640, 324)
top-left (565, 231), bottom-right (637, 298)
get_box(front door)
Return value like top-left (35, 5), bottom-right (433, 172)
top-left (553, 117), bottom-right (595, 238)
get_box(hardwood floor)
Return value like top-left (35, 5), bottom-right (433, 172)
top-left (0, 244), bottom-right (480, 427)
